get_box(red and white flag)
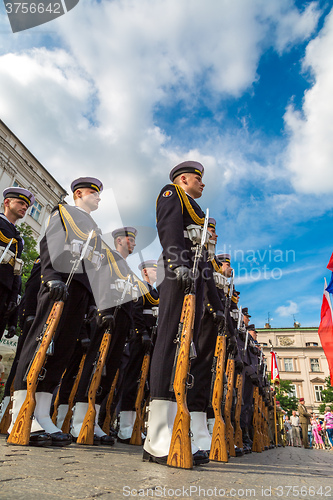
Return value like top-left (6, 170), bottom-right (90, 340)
top-left (271, 350), bottom-right (280, 385)
top-left (318, 278), bottom-right (333, 385)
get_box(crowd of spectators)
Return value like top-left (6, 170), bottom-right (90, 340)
top-left (283, 405), bottom-right (333, 450)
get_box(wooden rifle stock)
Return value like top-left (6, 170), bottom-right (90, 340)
top-left (251, 386), bottom-right (261, 452)
top-left (130, 353), bottom-right (150, 445)
top-left (234, 372), bottom-right (243, 450)
top-left (76, 329), bottom-right (112, 445)
top-left (209, 334), bottom-right (228, 462)
top-left (61, 354), bottom-right (87, 434)
top-left (167, 294), bottom-right (195, 469)
top-left (102, 369), bottom-right (119, 435)
top-left (7, 301), bottom-right (64, 445)
top-left (0, 381), bottom-right (14, 434)
top-left (224, 357), bottom-right (236, 457)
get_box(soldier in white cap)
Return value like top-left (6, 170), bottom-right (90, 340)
top-left (117, 259), bottom-right (159, 444)
top-left (70, 226), bottom-right (137, 445)
top-left (143, 161), bottom-right (224, 466)
top-left (8, 177), bottom-right (103, 447)
top-left (0, 187), bottom-right (34, 320)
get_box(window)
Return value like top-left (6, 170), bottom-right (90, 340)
top-left (314, 385), bottom-right (324, 402)
top-left (288, 384), bottom-right (297, 398)
top-left (306, 342), bottom-right (319, 347)
top-left (310, 358), bottom-right (320, 372)
top-left (13, 180), bottom-right (22, 188)
top-left (284, 358), bottom-right (293, 372)
top-left (30, 201), bottom-right (42, 223)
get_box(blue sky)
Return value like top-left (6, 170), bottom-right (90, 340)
top-left (0, 0), bottom-right (332, 328)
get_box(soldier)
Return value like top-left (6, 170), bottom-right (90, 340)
top-left (117, 259), bottom-right (159, 444)
top-left (8, 177), bottom-right (103, 446)
top-left (180, 218), bottom-right (224, 453)
top-left (0, 187), bottom-right (34, 322)
top-left (70, 227), bottom-right (137, 445)
top-left (298, 397), bottom-right (312, 448)
top-left (242, 323), bottom-right (260, 450)
top-left (143, 161), bottom-right (222, 466)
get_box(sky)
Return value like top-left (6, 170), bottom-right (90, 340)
top-left (0, 0), bottom-right (332, 328)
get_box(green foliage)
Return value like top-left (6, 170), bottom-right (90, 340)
top-left (319, 377), bottom-right (333, 413)
top-left (19, 222), bottom-right (39, 292)
top-left (273, 379), bottom-right (299, 415)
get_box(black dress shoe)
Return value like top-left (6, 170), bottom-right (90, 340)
top-left (109, 427), bottom-right (118, 438)
top-left (117, 436), bottom-right (131, 444)
top-left (193, 450), bottom-right (209, 465)
top-left (142, 449), bottom-right (167, 464)
top-left (236, 446), bottom-right (245, 456)
top-left (29, 431), bottom-right (52, 447)
top-left (50, 431), bottom-right (72, 447)
top-left (234, 447), bottom-right (244, 457)
top-left (100, 434), bottom-right (115, 446)
top-left (71, 434), bottom-right (101, 445)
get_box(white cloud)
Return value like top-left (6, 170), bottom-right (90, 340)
top-left (276, 300), bottom-right (299, 317)
top-left (0, 0), bottom-right (324, 234)
top-left (284, 7), bottom-right (333, 194)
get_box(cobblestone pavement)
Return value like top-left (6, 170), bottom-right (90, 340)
top-left (1, 436), bottom-right (333, 500)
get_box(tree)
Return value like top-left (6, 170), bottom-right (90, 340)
top-left (19, 222), bottom-right (39, 292)
top-left (273, 380), bottom-right (299, 415)
top-left (319, 377), bottom-right (333, 413)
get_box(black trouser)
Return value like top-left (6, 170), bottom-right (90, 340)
top-left (0, 285), bottom-right (10, 340)
top-left (120, 335), bottom-right (148, 412)
top-left (150, 265), bottom-right (204, 400)
top-left (187, 309), bottom-right (217, 412)
top-left (75, 308), bottom-right (132, 405)
top-left (240, 372), bottom-right (254, 430)
top-left (14, 281), bottom-right (90, 393)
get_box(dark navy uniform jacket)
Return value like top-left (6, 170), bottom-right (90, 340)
top-left (156, 183), bottom-right (221, 312)
top-left (40, 204), bottom-right (101, 296)
top-left (0, 213), bottom-right (23, 301)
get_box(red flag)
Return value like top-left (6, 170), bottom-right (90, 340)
top-left (327, 253), bottom-right (333, 272)
top-left (271, 350), bottom-right (280, 385)
top-left (318, 281), bottom-right (333, 385)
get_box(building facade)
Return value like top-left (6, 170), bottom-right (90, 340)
top-left (0, 119), bottom-right (67, 241)
top-left (257, 325), bottom-right (330, 413)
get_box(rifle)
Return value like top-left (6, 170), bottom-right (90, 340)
top-left (102, 369), bottom-right (119, 435)
top-left (251, 386), bottom-right (262, 452)
top-left (0, 381), bottom-right (14, 434)
top-left (130, 309), bottom-right (158, 445)
top-left (7, 231), bottom-right (94, 445)
top-left (61, 354), bottom-right (87, 434)
top-left (224, 356), bottom-right (236, 457)
top-left (167, 209), bottom-right (209, 470)
top-left (130, 353), bottom-right (150, 445)
top-left (77, 277), bottom-right (131, 445)
top-left (209, 268), bottom-right (234, 462)
top-left (234, 372), bottom-right (243, 450)
top-left (209, 334), bottom-right (228, 462)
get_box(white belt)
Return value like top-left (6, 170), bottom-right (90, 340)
top-left (143, 309), bottom-right (154, 315)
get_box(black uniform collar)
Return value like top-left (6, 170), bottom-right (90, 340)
top-left (0, 213), bottom-right (16, 226)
